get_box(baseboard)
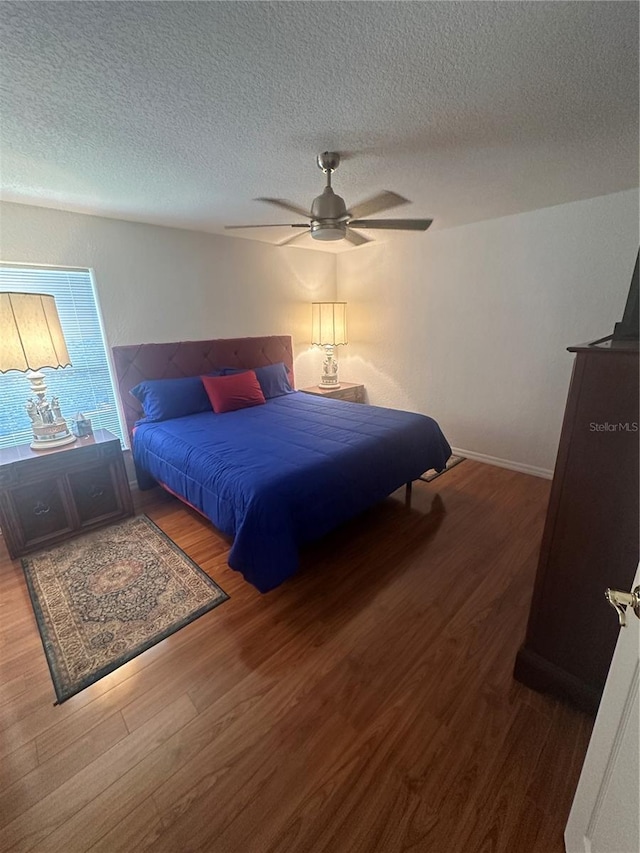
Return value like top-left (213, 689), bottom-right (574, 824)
top-left (451, 446), bottom-right (553, 480)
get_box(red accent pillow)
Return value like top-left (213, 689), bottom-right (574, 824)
top-left (201, 371), bottom-right (266, 414)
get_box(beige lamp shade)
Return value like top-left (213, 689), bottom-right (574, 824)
top-left (0, 292), bottom-right (71, 373)
top-left (311, 302), bottom-right (348, 346)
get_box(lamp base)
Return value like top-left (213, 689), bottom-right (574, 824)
top-left (30, 432), bottom-right (77, 451)
top-left (30, 417), bottom-right (77, 450)
top-left (319, 345), bottom-right (340, 388)
top-left (25, 371), bottom-right (76, 451)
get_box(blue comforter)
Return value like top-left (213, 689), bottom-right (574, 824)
top-left (133, 392), bottom-right (450, 592)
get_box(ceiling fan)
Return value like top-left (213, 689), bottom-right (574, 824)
top-left (225, 152), bottom-right (433, 247)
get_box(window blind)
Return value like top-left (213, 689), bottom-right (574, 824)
top-left (0, 266), bottom-right (126, 450)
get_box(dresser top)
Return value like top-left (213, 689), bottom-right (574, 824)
top-left (0, 428), bottom-right (118, 467)
top-left (568, 336), bottom-right (639, 354)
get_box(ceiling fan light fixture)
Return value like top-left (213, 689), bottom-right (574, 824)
top-left (310, 222), bottom-right (347, 241)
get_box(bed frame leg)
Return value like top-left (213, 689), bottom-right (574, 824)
top-left (405, 481), bottom-right (412, 507)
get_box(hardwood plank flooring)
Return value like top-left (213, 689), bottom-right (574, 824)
top-left (0, 461), bottom-right (593, 852)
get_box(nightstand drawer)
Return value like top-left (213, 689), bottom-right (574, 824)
top-left (301, 382), bottom-right (365, 403)
top-left (6, 478), bottom-right (74, 550)
top-left (332, 386), bottom-right (364, 403)
top-left (68, 464), bottom-right (123, 526)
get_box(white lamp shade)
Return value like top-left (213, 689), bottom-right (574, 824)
top-left (311, 302), bottom-right (348, 346)
top-left (0, 292), bottom-right (71, 373)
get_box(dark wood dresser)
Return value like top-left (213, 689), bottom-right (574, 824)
top-left (0, 429), bottom-right (133, 559)
top-left (514, 338), bottom-right (639, 713)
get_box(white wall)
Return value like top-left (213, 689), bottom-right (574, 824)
top-left (0, 201), bottom-right (336, 388)
top-left (337, 190), bottom-right (639, 476)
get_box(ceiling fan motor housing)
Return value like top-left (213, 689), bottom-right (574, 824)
top-left (310, 186), bottom-right (348, 240)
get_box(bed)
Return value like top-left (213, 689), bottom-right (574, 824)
top-left (113, 336), bottom-right (451, 592)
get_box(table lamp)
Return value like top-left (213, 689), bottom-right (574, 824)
top-left (311, 301), bottom-right (348, 388)
top-left (0, 291), bottom-right (76, 449)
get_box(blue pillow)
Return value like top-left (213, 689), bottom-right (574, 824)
top-left (131, 374), bottom-right (222, 423)
top-left (221, 362), bottom-right (293, 399)
top-left (256, 363), bottom-right (294, 398)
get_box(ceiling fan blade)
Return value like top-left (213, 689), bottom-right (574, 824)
top-left (225, 223), bottom-right (309, 230)
top-left (344, 229), bottom-right (373, 246)
top-left (347, 191), bottom-right (410, 220)
top-left (255, 198), bottom-right (311, 219)
top-left (348, 218), bottom-right (433, 231)
top-left (277, 229), bottom-right (311, 247)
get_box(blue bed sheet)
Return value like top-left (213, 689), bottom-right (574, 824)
top-left (133, 392), bottom-right (451, 592)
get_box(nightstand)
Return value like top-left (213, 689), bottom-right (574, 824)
top-left (301, 382), bottom-right (365, 403)
top-left (0, 429), bottom-right (133, 559)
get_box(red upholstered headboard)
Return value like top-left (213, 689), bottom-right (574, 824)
top-left (112, 335), bottom-right (294, 443)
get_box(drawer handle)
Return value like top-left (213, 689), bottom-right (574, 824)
top-left (33, 502), bottom-right (51, 516)
top-left (88, 485), bottom-right (105, 499)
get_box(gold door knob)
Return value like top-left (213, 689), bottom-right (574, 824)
top-left (605, 586), bottom-right (640, 627)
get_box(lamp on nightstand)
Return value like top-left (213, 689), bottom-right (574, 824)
top-left (311, 301), bottom-right (348, 388)
top-left (0, 291), bottom-right (76, 449)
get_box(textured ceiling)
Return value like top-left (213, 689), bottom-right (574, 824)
top-left (1, 1), bottom-right (638, 252)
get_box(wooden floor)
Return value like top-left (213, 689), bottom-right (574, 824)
top-left (0, 460), bottom-right (593, 852)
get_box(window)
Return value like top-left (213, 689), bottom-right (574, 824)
top-left (0, 265), bottom-right (126, 450)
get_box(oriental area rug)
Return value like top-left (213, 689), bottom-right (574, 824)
top-left (21, 515), bottom-right (229, 703)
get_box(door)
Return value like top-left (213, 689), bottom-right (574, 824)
top-left (565, 563), bottom-right (640, 853)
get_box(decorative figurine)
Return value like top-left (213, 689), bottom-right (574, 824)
top-left (26, 399), bottom-right (40, 424)
top-left (39, 401), bottom-right (54, 424)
